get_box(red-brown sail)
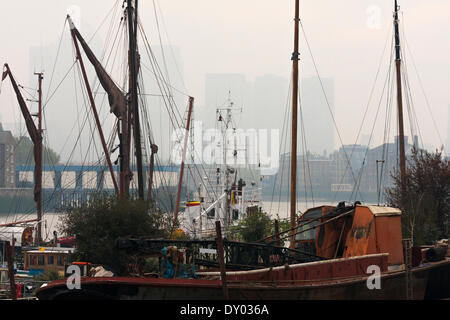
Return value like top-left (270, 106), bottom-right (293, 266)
top-left (68, 17), bottom-right (126, 119)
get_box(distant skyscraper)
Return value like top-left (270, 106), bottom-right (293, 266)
top-left (300, 76), bottom-right (335, 156)
top-left (251, 74), bottom-right (288, 131)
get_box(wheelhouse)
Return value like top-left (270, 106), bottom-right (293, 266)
top-left (24, 247), bottom-right (74, 276)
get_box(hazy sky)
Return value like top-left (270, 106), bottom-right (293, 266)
top-left (1, 0), bottom-right (449, 157)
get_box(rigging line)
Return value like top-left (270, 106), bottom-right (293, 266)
top-left (401, 64), bottom-right (418, 148)
top-left (299, 100), bottom-right (308, 207)
top-left (66, 0), bottom-right (122, 119)
top-left (398, 30), bottom-right (418, 147)
top-left (44, 19), bottom-right (68, 106)
top-left (75, 64), bottom-right (104, 171)
top-left (1, 82), bottom-right (42, 222)
top-left (382, 46), bottom-right (395, 154)
top-left (353, 48), bottom-right (395, 201)
top-left (74, 45), bottom-right (104, 168)
top-left (274, 92), bottom-right (290, 217)
top-left (140, 72), bottom-right (218, 204)
top-left (140, 30), bottom-right (218, 205)
top-left (136, 74), bottom-right (172, 197)
top-left (42, 61), bottom-right (77, 112)
top-left (400, 43), bottom-right (424, 152)
top-left (142, 61), bottom-right (182, 134)
top-left (299, 21), bottom-right (361, 199)
top-left (90, 20), bottom-right (126, 101)
top-left (138, 34), bottom-right (190, 98)
top-left (7, 165), bottom-right (51, 226)
top-left (18, 85), bottom-right (38, 103)
top-left (334, 27), bottom-right (395, 204)
top-left (138, 22), bottom-right (182, 111)
top-left (153, 0), bottom-right (187, 92)
top-left (39, 52), bottom-right (80, 180)
top-left (51, 95), bottom-right (98, 193)
top-left (299, 91), bottom-right (315, 206)
top-left (87, 0), bottom-right (120, 45)
top-left (105, 119), bottom-right (118, 172)
top-left (139, 60), bottom-right (180, 131)
top-left (69, 19), bottom-right (122, 170)
top-left (2, 140), bottom-right (35, 223)
top-left (401, 12), bottom-right (444, 151)
top-left (41, 135), bottom-right (60, 237)
top-left (401, 62), bottom-right (423, 150)
top-left (341, 37), bottom-right (393, 202)
top-left (285, 109), bottom-right (292, 220)
top-left (150, 1), bottom-right (175, 100)
top-left (138, 84), bottom-right (173, 200)
top-left (97, 0), bottom-right (121, 61)
top-left (379, 54), bottom-right (396, 200)
top-left (94, 15), bottom-right (126, 93)
top-left (72, 45), bottom-right (84, 162)
top-left (179, 113), bottom-right (221, 205)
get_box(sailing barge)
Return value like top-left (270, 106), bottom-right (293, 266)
top-left (35, 203), bottom-right (450, 300)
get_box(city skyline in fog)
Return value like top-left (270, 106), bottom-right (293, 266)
top-left (1, 0), bottom-right (450, 163)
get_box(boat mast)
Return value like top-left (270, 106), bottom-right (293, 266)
top-left (223, 101), bottom-right (232, 231)
top-left (147, 143), bottom-right (158, 203)
top-left (394, 0), bottom-right (407, 202)
top-left (34, 71), bottom-right (43, 244)
top-left (174, 97), bottom-right (194, 221)
top-left (127, 0), bottom-right (145, 200)
top-left (2, 64), bottom-right (43, 243)
top-left (290, 0), bottom-right (300, 249)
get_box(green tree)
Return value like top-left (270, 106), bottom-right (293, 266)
top-left (14, 136), bottom-right (60, 165)
top-left (231, 208), bottom-right (272, 242)
top-left (58, 193), bottom-right (174, 275)
top-left (385, 148), bottom-right (449, 245)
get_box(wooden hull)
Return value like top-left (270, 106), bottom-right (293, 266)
top-left (36, 258), bottom-right (450, 300)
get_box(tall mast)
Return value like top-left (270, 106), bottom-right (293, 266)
top-left (174, 97), bottom-right (194, 221)
top-left (394, 0), bottom-right (407, 201)
top-left (127, 0), bottom-right (145, 199)
top-left (2, 64), bottom-right (43, 243)
top-left (34, 72), bottom-right (43, 244)
top-left (290, 0), bottom-right (300, 249)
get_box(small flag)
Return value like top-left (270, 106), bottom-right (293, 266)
top-left (185, 201), bottom-right (200, 207)
top-left (1, 70), bottom-right (7, 81)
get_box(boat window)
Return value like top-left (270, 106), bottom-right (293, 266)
top-left (47, 255), bottom-right (54, 265)
top-left (295, 220), bottom-right (319, 241)
top-left (57, 255), bottom-right (64, 266)
top-left (38, 255), bottom-right (45, 265)
top-left (29, 255), bottom-right (37, 266)
top-left (301, 208), bottom-right (323, 220)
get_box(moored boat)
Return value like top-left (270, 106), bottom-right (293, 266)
top-left (35, 203), bottom-right (450, 300)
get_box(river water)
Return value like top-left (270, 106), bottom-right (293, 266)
top-left (0, 199), bottom-right (343, 245)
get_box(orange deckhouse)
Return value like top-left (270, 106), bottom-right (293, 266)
top-left (343, 205), bottom-right (404, 267)
top-left (296, 203), bottom-right (404, 268)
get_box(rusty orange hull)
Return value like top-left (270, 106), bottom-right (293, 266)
top-left (36, 257), bottom-right (450, 300)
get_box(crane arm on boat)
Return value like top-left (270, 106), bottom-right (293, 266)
top-left (194, 192), bottom-right (227, 222)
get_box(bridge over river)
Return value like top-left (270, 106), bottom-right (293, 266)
top-left (10, 164), bottom-right (181, 210)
